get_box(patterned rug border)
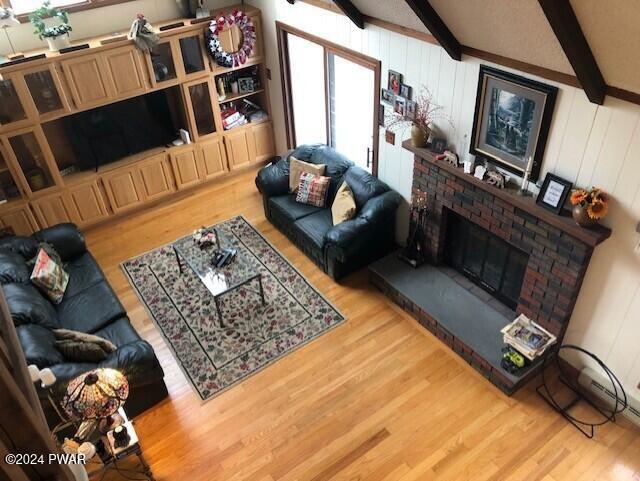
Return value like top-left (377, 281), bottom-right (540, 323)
top-left (120, 215), bottom-right (346, 402)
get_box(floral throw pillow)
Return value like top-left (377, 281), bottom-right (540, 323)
top-left (296, 172), bottom-right (331, 208)
top-left (30, 248), bottom-right (69, 304)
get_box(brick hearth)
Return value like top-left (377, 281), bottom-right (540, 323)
top-left (370, 140), bottom-right (611, 393)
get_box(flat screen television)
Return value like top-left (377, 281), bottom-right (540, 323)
top-left (64, 90), bottom-right (178, 171)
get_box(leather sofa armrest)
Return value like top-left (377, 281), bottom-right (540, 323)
top-left (325, 217), bottom-right (372, 262)
top-left (34, 223), bottom-right (86, 262)
top-left (358, 191), bottom-right (403, 223)
top-left (255, 158), bottom-right (290, 198)
top-left (100, 340), bottom-right (165, 386)
top-left (325, 191), bottom-right (402, 262)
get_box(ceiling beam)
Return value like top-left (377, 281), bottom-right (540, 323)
top-left (333, 0), bottom-right (365, 29)
top-left (403, 0), bottom-right (461, 61)
top-left (538, 0), bottom-right (605, 104)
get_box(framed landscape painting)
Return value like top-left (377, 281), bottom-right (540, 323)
top-left (470, 66), bottom-right (557, 181)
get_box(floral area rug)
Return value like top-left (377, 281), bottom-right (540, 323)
top-left (122, 216), bottom-right (345, 401)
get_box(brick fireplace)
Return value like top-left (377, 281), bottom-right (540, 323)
top-left (370, 140), bottom-right (611, 394)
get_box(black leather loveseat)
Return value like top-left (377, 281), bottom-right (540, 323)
top-left (0, 223), bottom-right (167, 426)
top-left (256, 144), bottom-right (401, 280)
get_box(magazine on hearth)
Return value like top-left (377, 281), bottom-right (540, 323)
top-left (501, 314), bottom-right (557, 361)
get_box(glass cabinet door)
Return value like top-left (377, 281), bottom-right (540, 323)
top-left (23, 67), bottom-right (67, 117)
top-left (187, 81), bottom-right (216, 138)
top-left (179, 35), bottom-right (207, 75)
top-left (149, 42), bottom-right (178, 85)
top-left (0, 77), bottom-right (29, 128)
top-left (0, 148), bottom-right (21, 201)
top-left (8, 131), bottom-right (55, 193)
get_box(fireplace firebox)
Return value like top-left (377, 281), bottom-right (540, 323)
top-left (444, 210), bottom-right (529, 309)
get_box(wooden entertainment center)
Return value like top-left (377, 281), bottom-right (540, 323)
top-left (0, 4), bottom-right (274, 234)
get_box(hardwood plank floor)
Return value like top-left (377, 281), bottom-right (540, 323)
top-left (85, 169), bottom-right (640, 481)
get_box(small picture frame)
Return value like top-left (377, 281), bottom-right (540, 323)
top-left (394, 96), bottom-right (406, 116)
top-left (385, 129), bottom-right (396, 145)
top-left (237, 77), bottom-right (255, 93)
top-left (381, 88), bottom-right (395, 105)
top-left (431, 138), bottom-right (447, 154)
top-left (405, 100), bottom-right (417, 120)
top-left (388, 70), bottom-right (402, 95)
top-left (536, 173), bottom-right (572, 214)
top-left (378, 104), bottom-right (385, 126)
top-left (399, 84), bottom-right (412, 99)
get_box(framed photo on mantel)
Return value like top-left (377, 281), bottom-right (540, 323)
top-left (470, 65), bottom-right (558, 182)
top-left (536, 173), bottom-right (572, 214)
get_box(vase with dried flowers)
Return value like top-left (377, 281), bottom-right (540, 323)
top-left (569, 187), bottom-right (609, 227)
top-left (385, 86), bottom-right (451, 148)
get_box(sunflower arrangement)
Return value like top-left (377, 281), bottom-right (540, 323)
top-left (570, 187), bottom-right (609, 220)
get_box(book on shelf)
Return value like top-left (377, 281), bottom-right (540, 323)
top-left (224, 117), bottom-right (248, 130)
top-left (222, 110), bottom-right (241, 125)
top-left (501, 314), bottom-right (557, 361)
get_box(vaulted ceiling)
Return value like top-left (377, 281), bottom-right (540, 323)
top-left (311, 0), bottom-right (640, 99)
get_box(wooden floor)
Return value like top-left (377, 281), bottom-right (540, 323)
top-left (85, 169), bottom-right (640, 481)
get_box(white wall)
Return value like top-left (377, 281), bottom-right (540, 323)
top-left (0, 0), bottom-right (238, 54)
top-left (253, 0), bottom-right (640, 398)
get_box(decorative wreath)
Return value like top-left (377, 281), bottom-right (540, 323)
top-left (206, 10), bottom-right (256, 68)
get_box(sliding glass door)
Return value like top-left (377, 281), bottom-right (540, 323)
top-left (287, 34), bottom-right (327, 145)
top-left (279, 24), bottom-right (380, 175)
top-left (328, 53), bottom-right (375, 170)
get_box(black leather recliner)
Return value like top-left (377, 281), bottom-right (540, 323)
top-left (0, 223), bottom-right (167, 427)
top-left (256, 144), bottom-right (402, 280)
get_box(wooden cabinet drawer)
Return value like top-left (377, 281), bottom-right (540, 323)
top-left (0, 204), bottom-right (39, 236)
top-left (137, 154), bottom-right (175, 200)
top-left (67, 181), bottom-right (109, 226)
top-left (170, 146), bottom-right (202, 189)
top-left (224, 128), bottom-right (255, 170)
top-left (252, 122), bottom-right (275, 162)
top-left (103, 47), bottom-right (148, 97)
top-left (198, 138), bottom-right (228, 180)
top-left (30, 192), bottom-right (77, 228)
top-left (102, 168), bottom-right (145, 213)
top-left (61, 54), bottom-right (115, 109)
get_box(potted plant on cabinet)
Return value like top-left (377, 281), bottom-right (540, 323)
top-left (30, 0), bottom-right (72, 52)
top-left (385, 86), bottom-right (451, 148)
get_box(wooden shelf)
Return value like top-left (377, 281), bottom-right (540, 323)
top-left (212, 57), bottom-right (263, 76)
top-left (223, 118), bottom-right (270, 132)
top-left (61, 145), bottom-right (175, 186)
top-left (218, 89), bottom-right (264, 104)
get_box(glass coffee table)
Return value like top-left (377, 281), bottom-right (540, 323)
top-left (172, 228), bottom-right (265, 328)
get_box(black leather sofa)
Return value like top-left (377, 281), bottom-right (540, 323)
top-left (256, 144), bottom-right (402, 280)
top-left (0, 224), bottom-right (167, 427)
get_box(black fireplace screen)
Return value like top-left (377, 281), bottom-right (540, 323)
top-left (445, 210), bottom-right (528, 309)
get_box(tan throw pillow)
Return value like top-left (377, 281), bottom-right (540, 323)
top-left (331, 181), bottom-right (357, 225)
top-left (289, 156), bottom-right (326, 193)
top-left (52, 328), bottom-right (117, 353)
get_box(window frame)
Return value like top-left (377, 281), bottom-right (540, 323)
top-left (276, 21), bottom-right (381, 176)
top-left (4, 0), bottom-right (135, 21)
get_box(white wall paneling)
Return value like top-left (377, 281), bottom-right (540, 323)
top-left (253, 0), bottom-right (640, 398)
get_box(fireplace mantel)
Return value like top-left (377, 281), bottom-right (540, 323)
top-left (403, 140), bottom-right (611, 247)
